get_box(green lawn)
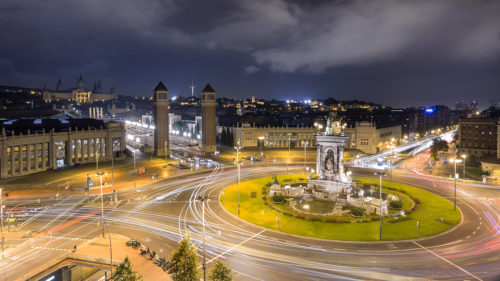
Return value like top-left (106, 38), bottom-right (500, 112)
top-left (221, 175), bottom-right (461, 241)
top-left (465, 167), bottom-right (484, 179)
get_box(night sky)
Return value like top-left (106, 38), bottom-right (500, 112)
top-left (1, 0), bottom-right (499, 108)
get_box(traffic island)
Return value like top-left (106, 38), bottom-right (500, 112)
top-left (221, 174), bottom-right (461, 241)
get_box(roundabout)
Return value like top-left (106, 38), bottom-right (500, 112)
top-left (221, 174), bottom-right (461, 241)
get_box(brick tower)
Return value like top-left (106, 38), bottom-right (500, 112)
top-left (153, 81), bottom-right (169, 157)
top-left (201, 83), bottom-right (216, 153)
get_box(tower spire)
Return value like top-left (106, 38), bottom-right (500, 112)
top-left (189, 77), bottom-right (196, 97)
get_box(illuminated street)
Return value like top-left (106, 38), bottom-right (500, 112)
top-left (1, 1), bottom-right (499, 280)
top-left (0, 147), bottom-right (499, 280)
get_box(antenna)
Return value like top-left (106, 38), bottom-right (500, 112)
top-left (189, 78), bottom-right (196, 97)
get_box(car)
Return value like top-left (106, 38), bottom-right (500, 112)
top-left (22, 231), bottom-right (33, 239)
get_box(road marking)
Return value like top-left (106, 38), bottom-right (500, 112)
top-left (413, 241), bottom-right (482, 281)
top-left (466, 236), bottom-right (471, 239)
top-left (473, 231), bottom-right (476, 235)
top-left (387, 244), bottom-right (397, 249)
top-left (31, 246), bottom-right (71, 252)
top-left (206, 229), bottom-right (266, 265)
top-left (476, 226), bottom-right (480, 230)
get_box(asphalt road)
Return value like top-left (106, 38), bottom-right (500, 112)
top-left (1, 158), bottom-right (500, 280)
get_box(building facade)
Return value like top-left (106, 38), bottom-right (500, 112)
top-left (458, 118), bottom-right (498, 162)
top-left (201, 84), bottom-right (217, 153)
top-left (223, 123), bottom-right (318, 148)
top-left (153, 82), bottom-right (169, 157)
top-left (0, 119), bottom-right (125, 179)
top-left (344, 121), bottom-right (402, 154)
top-left (43, 75), bottom-right (117, 103)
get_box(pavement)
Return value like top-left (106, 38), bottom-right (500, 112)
top-left (74, 234), bottom-right (171, 281)
top-left (18, 234), bottom-right (171, 281)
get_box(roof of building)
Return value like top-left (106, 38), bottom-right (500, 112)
top-left (202, 83), bottom-right (215, 93)
top-left (273, 175), bottom-right (279, 185)
top-left (0, 118), bottom-right (119, 136)
top-left (154, 81), bottom-right (168, 92)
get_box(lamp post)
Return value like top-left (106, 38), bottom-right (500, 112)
top-left (449, 158), bottom-right (462, 211)
top-left (132, 149), bottom-right (137, 188)
top-left (96, 149), bottom-right (99, 172)
top-left (132, 149), bottom-right (136, 170)
top-left (262, 208), bottom-right (280, 231)
top-left (374, 171), bottom-right (386, 241)
top-left (258, 136), bottom-right (264, 160)
top-left (0, 188), bottom-right (4, 259)
top-left (302, 141), bottom-right (308, 174)
top-left (196, 196), bottom-right (209, 281)
top-left (96, 171), bottom-right (107, 237)
top-left (102, 221), bottom-right (113, 278)
top-left (165, 141), bottom-right (168, 162)
top-left (417, 211), bottom-right (440, 237)
top-left (461, 154), bottom-right (467, 179)
top-left (111, 153), bottom-right (116, 204)
top-left (287, 133), bottom-right (291, 175)
top-left (235, 145), bottom-right (241, 216)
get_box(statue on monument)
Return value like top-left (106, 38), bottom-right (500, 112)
top-left (325, 111), bottom-right (343, 136)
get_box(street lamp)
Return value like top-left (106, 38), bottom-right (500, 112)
top-left (235, 144), bottom-right (241, 216)
top-left (96, 148), bottom-right (99, 172)
top-left (461, 154), bottom-right (467, 179)
top-left (287, 133), bottom-right (292, 175)
top-left (132, 149), bottom-right (137, 188)
top-left (262, 208), bottom-right (280, 231)
top-left (302, 141), bottom-right (309, 174)
top-left (449, 158), bottom-right (462, 210)
top-left (96, 171), bottom-right (107, 237)
top-left (196, 196), bottom-right (209, 281)
top-left (0, 188), bottom-right (4, 259)
top-left (165, 141), bottom-right (168, 162)
top-left (374, 171), bottom-right (386, 241)
top-left (132, 149), bottom-right (137, 170)
top-left (257, 136), bottom-right (264, 160)
top-left (111, 153), bottom-right (116, 204)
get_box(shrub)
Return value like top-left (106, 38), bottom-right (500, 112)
top-left (389, 200), bottom-right (402, 209)
top-left (272, 194), bottom-right (285, 203)
top-left (350, 207), bottom-right (364, 217)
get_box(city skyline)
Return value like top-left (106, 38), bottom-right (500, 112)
top-left (1, 0), bottom-right (499, 107)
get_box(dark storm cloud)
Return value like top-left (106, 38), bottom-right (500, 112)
top-left (0, 0), bottom-right (499, 106)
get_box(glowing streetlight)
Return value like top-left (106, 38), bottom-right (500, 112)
top-left (461, 154), bottom-right (467, 179)
top-left (449, 158), bottom-right (462, 210)
top-left (95, 171), bottom-right (108, 237)
top-left (0, 188), bottom-right (4, 259)
top-left (196, 196), bottom-right (209, 281)
top-left (302, 141), bottom-right (308, 174)
top-left (235, 144), bottom-right (241, 216)
top-left (374, 171), bottom-right (386, 240)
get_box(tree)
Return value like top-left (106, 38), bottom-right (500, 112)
top-left (430, 139), bottom-right (449, 159)
top-left (170, 234), bottom-right (200, 281)
top-left (111, 256), bottom-right (142, 281)
top-left (208, 260), bottom-right (232, 281)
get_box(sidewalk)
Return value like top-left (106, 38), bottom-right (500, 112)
top-left (0, 156), bottom-right (210, 200)
top-left (72, 234), bottom-right (172, 280)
